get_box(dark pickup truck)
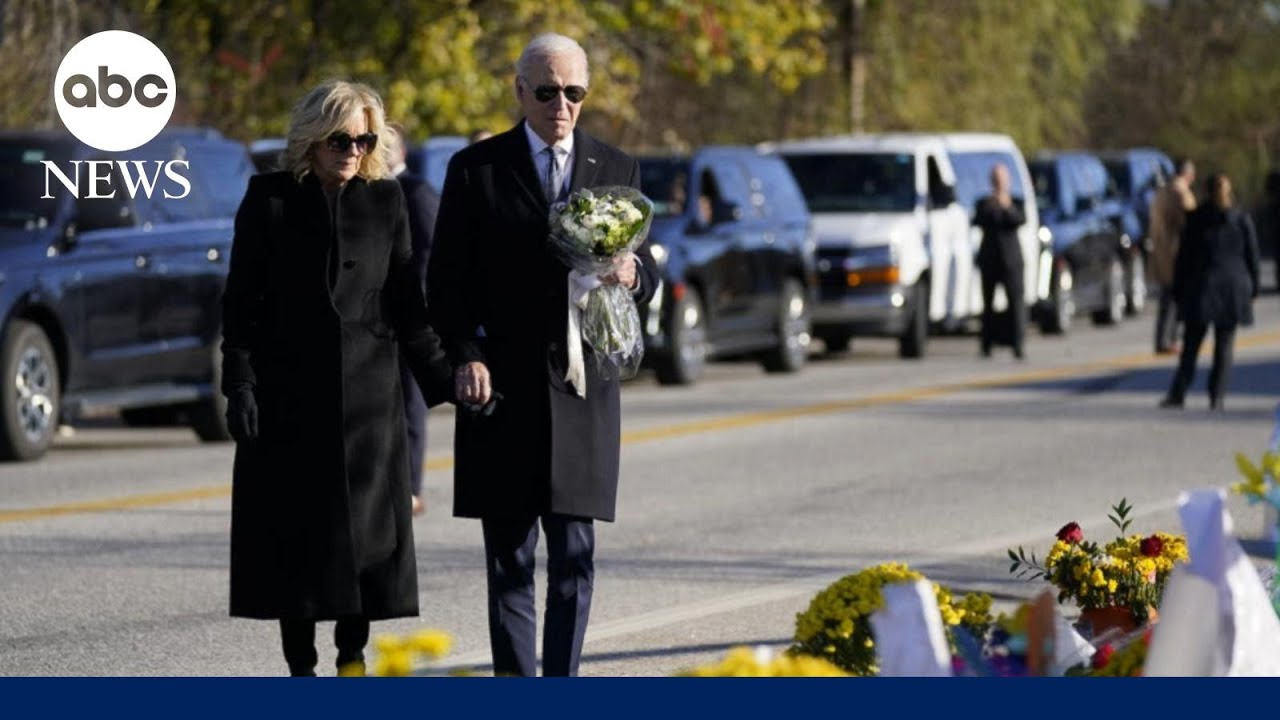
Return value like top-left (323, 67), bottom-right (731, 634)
top-left (638, 147), bottom-right (816, 385)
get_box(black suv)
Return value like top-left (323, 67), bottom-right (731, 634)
top-left (638, 147), bottom-right (816, 385)
top-left (0, 129), bottom-right (254, 460)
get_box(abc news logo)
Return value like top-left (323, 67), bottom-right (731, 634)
top-left (44, 30), bottom-right (189, 200)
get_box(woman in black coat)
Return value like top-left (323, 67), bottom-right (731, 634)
top-left (1161, 174), bottom-right (1260, 410)
top-left (220, 80), bottom-right (453, 675)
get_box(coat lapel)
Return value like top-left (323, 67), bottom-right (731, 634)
top-left (569, 129), bottom-right (602, 194)
top-left (507, 122), bottom-right (549, 215)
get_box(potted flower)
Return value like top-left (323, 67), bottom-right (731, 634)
top-left (791, 562), bottom-right (992, 676)
top-left (1008, 499), bottom-right (1188, 636)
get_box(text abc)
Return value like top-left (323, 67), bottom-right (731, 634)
top-left (62, 66), bottom-right (169, 108)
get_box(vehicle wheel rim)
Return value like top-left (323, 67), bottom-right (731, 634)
top-left (1130, 257), bottom-right (1146, 312)
top-left (14, 346), bottom-right (54, 444)
top-left (783, 290), bottom-right (810, 362)
top-left (1111, 261), bottom-right (1126, 320)
top-left (678, 301), bottom-right (706, 375)
top-left (1058, 270), bottom-right (1075, 329)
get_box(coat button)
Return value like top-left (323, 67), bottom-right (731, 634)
top-left (343, 260), bottom-right (356, 269)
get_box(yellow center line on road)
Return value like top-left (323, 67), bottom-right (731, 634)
top-left (4, 327), bottom-right (1280, 525)
top-left (0, 485), bottom-right (232, 523)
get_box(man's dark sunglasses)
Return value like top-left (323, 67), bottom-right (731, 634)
top-left (325, 132), bottom-right (378, 154)
top-left (531, 83), bottom-right (588, 104)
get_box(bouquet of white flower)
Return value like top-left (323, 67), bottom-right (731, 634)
top-left (547, 186), bottom-right (654, 386)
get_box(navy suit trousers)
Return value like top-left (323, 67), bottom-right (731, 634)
top-left (481, 514), bottom-right (595, 676)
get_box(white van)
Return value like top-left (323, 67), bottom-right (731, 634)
top-left (765, 134), bottom-right (973, 358)
top-left (939, 133), bottom-right (1054, 330)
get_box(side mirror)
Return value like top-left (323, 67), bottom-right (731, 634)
top-left (76, 196), bottom-right (134, 233)
top-left (57, 221), bottom-right (79, 254)
top-left (710, 199), bottom-right (741, 225)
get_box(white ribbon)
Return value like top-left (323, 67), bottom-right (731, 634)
top-left (565, 269), bottom-right (601, 398)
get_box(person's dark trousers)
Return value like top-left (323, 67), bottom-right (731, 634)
top-left (1154, 285), bottom-right (1179, 353)
top-left (482, 514), bottom-right (595, 677)
top-left (279, 618), bottom-right (371, 676)
top-left (1165, 320), bottom-right (1237, 406)
top-left (399, 359), bottom-right (427, 497)
top-left (980, 269), bottom-right (1026, 355)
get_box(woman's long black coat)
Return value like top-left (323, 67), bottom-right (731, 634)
top-left (221, 171), bottom-right (452, 621)
top-left (1174, 206), bottom-right (1260, 327)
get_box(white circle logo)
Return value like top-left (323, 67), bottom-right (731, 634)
top-left (54, 31), bottom-right (176, 152)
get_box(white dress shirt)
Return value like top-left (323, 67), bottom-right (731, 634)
top-left (524, 121), bottom-right (574, 202)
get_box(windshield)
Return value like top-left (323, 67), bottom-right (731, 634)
top-left (783, 153), bottom-right (916, 213)
top-left (0, 140), bottom-right (74, 227)
top-left (638, 157), bottom-right (692, 217)
top-left (1029, 162), bottom-right (1058, 213)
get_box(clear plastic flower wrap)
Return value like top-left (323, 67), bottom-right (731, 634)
top-left (547, 186), bottom-right (655, 380)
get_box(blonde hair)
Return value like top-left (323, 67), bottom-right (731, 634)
top-left (283, 80), bottom-right (392, 181)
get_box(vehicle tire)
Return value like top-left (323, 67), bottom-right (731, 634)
top-left (819, 331), bottom-right (852, 354)
top-left (760, 278), bottom-right (810, 374)
top-left (189, 343), bottom-right (232, 443)
top-left (898, 282), bottom-right (928, 359)
top-left (654, 286), bottom-right (708, 386)
top-left (1091, 256), bottom-right (1126, 326)
top-left (1038, 265), bottom-right (1074, 335)
top-left (1124, 252), bottom-right (1147, 316)
top-left (120, 406), bottom-right (183, 427)
top-left (0, 320), bottom-right (60, 462)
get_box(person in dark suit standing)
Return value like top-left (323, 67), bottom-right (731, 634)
top-left (386, 123), bottom-right (441, 516)
top-left (1161, 174), bottom-right (1260, 411)
top-left (428, 32), bottom-right (659, 677)
top-left (221, 80), bottom-right (453, 676)
top-left (974, 163), bottom-right (1027, 359)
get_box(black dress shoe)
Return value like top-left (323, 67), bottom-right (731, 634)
top-left (1013, 347), bottom-right (1025, 360)
top-left (1159, 397), bottom-right (1184, 409)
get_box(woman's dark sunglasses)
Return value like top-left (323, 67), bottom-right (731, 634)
top-left (325, 132), bottom-right (378, 154)
top-left (531, 83), bottom-right (587, 104)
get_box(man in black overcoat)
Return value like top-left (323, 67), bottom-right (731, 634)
top-left (427, 32), bottom-right (658, 676)
top-left (974, 163), bottom-right (1027, 359)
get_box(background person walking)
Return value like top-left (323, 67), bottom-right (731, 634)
top-left (1161, 173), bottom-right (1260, 411)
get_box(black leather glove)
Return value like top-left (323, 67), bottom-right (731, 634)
top-left (225, 386), bottom-right (259, 443)
top-left (463, 390), bottom-right (503, 418)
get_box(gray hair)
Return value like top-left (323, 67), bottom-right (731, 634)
top-left (515, 33), bottom-right (589, 84)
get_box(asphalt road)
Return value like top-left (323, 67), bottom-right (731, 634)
top-left (2, 282), bottom-right (1279, 676)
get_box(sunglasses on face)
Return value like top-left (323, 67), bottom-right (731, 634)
top-left (325, 132), bottom-right (378, 154)
top-left (528, 82), bottom-right (588, 104)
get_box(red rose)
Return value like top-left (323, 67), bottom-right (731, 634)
top-left (1056, 522), bottom-right (1084, 544)
top-left (1092, 643), bottom-right (1114, 669)
top-left (1140, 535), bottom-right (1164, 558)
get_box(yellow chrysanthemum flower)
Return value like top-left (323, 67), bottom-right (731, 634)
top-left (373, 649), bottom-right (413, 677)
top-left (409, 629), bottom-right (453, 660)
top-left (680, 648), bottom-right (850, 677)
